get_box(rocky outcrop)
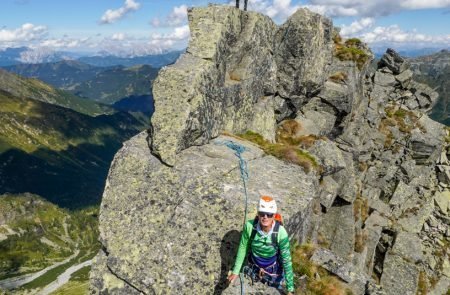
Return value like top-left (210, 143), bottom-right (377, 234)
top-left (91, 4), bottom-right (450, 295)
top-left (150, 6), bottom-right (333, 166)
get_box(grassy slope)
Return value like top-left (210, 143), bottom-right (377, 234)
top-left (71, 65), bottom-right (159, 104)
top-left (0, 90), bottom-right (146, 208)
top-left (0, 69), bottom-right (111, 116)
top-left (0, 193), bottom-right (99, 281)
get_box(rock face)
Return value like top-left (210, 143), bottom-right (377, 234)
top-left (150, 6), bottom-right (333, 166)
top-left (91, 4), bottom-right (450, 295)
top-left (91, 132), bottom-right (317, 294)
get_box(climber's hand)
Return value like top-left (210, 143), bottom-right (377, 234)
top-left (227, 273), bottom-right (238, 285)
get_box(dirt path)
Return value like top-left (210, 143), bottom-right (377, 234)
top-left (0, 250), bottom-right (79, 290)
top-left (39, 259), bottom-right (92, 295)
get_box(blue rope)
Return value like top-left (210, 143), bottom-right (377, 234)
top-left (216, 140), bottom-right (249, 295)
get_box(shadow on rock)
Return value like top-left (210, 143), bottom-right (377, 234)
top-left (213, 229), bottom-right (241, 295)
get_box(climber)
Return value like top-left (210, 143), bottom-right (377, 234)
top-left (235, 0), bottom-right (248, 11)
top-left (227, 196), bottom-right (294, 294)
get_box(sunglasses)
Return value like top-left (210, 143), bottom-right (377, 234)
top-left (258, 212), bottom-right (274, 218)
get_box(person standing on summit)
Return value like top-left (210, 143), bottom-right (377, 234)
top-left (236, 0), bottom-right (248, 11)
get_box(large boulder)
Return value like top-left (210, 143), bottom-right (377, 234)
top-left (378, 48), bottom-right (410, 75)
top-left (90, 132), bottom-right (317, 294)
top-left (150, 6), bottom-right (277, 165)
top-left (274, 8), bottom-right (333, 102)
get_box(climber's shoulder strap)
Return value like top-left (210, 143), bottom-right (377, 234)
top-left (249, 216), bottom-right (258, 246)
top-left (271, 220), bottom-right (280, 251)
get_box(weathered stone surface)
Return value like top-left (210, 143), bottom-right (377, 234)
top-left (389, 180), bottom-right (415, 206)
top-left (91, 132), bottom-right (317, 294)
top-left (378, 48), bottom-right (410, 75)
top-left (429, 276), bottom-right (450, 295)
top-left (318, 81), bottom-right (351, 113)
top-left (307, 139), bottom-right (346, 176)
top-left (408, 80), bottom-right (439, 112)
top-left (275, 8), bottom-right (333, 100)
top-left (319, 204), bottom-right (355, 259)
top-left (409, 115), bottom-right (445, 164)
top-left (380, 253), bottom-right (419, 295)
top-left (151, 6), bottom-right (277, 165)
top-left (398, 201), bottom-right (433, 233)
top-left (295, 110), bottom-right (336, 136)
top-left (247, 96), bottom-right (276, 142)
top-left (395, 69), bottom-right (413, 88)
top-left (318, 175), bottom-right (339, 209)
top-left (311, 248), bottom-right (368, 293)
top-left (434, 190), bottom-right (450, 214)
top-left (390, 232), bottom-right (423, 263)
top-left (374, 72), bottom-right (396, 87)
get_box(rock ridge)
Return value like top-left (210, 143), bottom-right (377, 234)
top-left (90, 4), bottom-right (450, 295)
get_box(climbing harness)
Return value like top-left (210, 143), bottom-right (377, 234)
top-left (216, 140), bottom-right (249, 295)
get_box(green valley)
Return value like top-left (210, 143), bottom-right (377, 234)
top-left (0, 193), bottom-right (99, 293)
top-left (0, 69), bottom-right (111, 116)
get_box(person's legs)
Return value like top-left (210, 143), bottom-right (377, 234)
top-left (236, 0), bottom-right (240, 9)
top-left (244, 0), bottom-right (248, 11)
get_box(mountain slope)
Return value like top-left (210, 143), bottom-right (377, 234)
top-left (0, 89), bottom-right (145, 208)
top-left (0, 69), bottom-right (110, 116)
top-left (0, 193), bottom-right (98, 283)
top-left (77, 50), bottom-right (182, 67)
top-left (410, 49), bottom-right (450, 125)
top-left (4, 60), bottom-right (107, 89)
top-left (71, 64), bottom-right (158, 104)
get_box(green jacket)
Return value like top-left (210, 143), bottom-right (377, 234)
top-left (231, 219), bottom-right (294, 292)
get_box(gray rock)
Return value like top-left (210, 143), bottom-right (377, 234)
top-left (275, 8), bottom-right (333, 99)
top-left (319, 204), bottom-right (355, 259)
top-left (378, 48), bottom-right (410, 75)
top-left (409, 115), bottom-right (445, 164)
top-left (248, 96), bottom-right (277, 142)
top-left (311, 248), bottom-right (368, 293)
top-left (307, 139), bottom-right (346, 176)
top-left (428, 276), bottom-right (450, 295)
top-left (374, 71), bottom-right (397, 87)
top-left (434, 190), bottom-right (450, 214)
top-left (395, 69), bottom-right (413, 88)
top-left (380, 253), bottom-right (419, 295)
top-left (295, 110), bottom-right (336, 136)
top-left (389, 180), bottom-right (415, 206)
top-left (408, 80), bottom-right (439, 112)
top-left (318, 176), bottom-right (339, 209)
top-left (90, 132), bottom-right (317, 294)
top-left (318, 81), bottom-right (351, 113)
top-left (390, 232), bottom-right (423, 263)
top-left (398, 201), bottom-right (433, 233)
top-left (150, 6), bottom-right (278, 165)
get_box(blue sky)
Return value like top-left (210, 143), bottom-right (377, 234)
top-left (1, 0), bottom-right (449, 61)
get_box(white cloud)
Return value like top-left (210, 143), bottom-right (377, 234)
top-left (100, 0), bottom-right (141, 24)
top-left (306, 0), bottom-right (450, 17)
top-left (112, 33), bottom-right (126, 41)
top-left (359, 25), bottom-right (450, 46)
top-left (0, 23), bottom-right (47, 44)
top-left (340, 17), bottom-right (375, 36)
top-left (151, 4), bottom-right (188, 27)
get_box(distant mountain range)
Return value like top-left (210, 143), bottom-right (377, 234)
top-left (4, 61), bottom-right (159, 116)
top-left (0, 70), bottom-right (147, 208)
top-left (0, 47), bottom-right (182, 68)
top-left (409, 50), bottom-right (450, 125)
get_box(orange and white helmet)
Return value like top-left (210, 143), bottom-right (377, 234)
top-left (258, 195), bottom-right (277, 214)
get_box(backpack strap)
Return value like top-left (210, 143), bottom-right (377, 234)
top-left (271, 220), bottom-right (280, 252)
top-left (248, 216), bottom-right (258, 248)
